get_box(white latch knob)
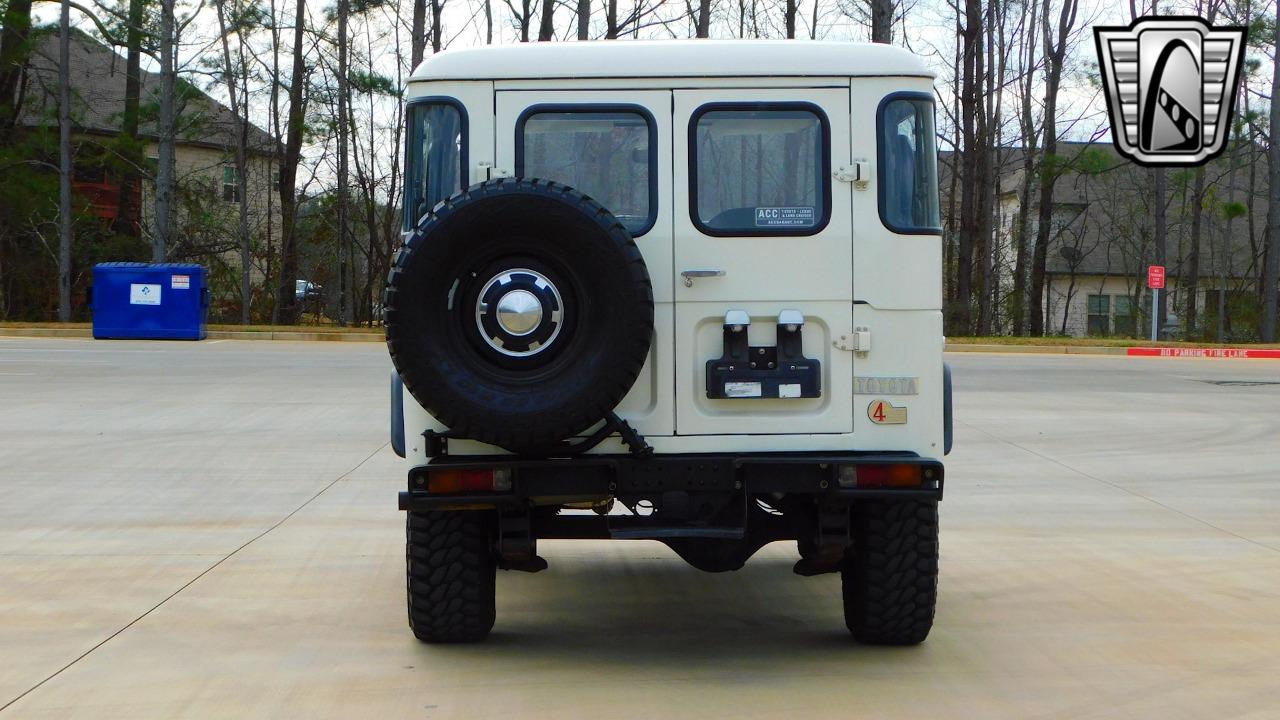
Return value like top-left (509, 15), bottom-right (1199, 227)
top-left (777, 309), bottom-right (804, 333)
top-left (723, 310), bottom-right (750, 332)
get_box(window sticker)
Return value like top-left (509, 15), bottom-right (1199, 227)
top-left (129, 284), bottom-right (162, 306)
top-left (754, 206), bottom-right (815, 227)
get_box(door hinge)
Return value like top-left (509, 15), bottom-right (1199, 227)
top-left (833, 161), bottom-right (870, 190)
top-left (834, 328), bottom-right (871, 356)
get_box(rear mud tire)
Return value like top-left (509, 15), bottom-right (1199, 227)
top-left (841, 500), bottom-right (938, 645)
top-left (406, 510), bottom-right (497, 643)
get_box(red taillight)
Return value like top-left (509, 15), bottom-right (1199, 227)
top-left (427, 469), bottom-right (495, 494)
top-left (856, 464), bottom-right (923, 488)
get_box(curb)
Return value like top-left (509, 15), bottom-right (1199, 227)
top-left (0, 327), bottom-right (92, 339)
top-left (944, 343), bottom-right (1280, 358)
top-left (0, 327), bottom-right (383, 342)
top-left (205, 330), bottom-right (383, 342)
top-left (943, 343), bottom-right (1127, 355)
top-left (1126, 346), bottom-right (1280, 359)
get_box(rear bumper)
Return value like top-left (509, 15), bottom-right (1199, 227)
top-left (398, 452), bottom-right (944, 512)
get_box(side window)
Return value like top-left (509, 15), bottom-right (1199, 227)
top-left (405, 100), bottom-right (466, 230)
top-left (690, 104), bottom-right (829, 236)
top-left (878, 94), bottom-right (942, 234)
top-left (517, 107), bottom-right (656, 236)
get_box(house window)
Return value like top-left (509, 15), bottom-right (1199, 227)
top-left (689, 103), bottom-right (829, 236)
top-left (222, 166), bottom-right (238, 202)
top-left (1086, 294), bottom-right (1110, 336)
top-left (1113, 295), bottom-right (1136, 336)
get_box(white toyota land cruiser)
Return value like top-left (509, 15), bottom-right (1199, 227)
top-left (386, 39), bottom-right (952, 645)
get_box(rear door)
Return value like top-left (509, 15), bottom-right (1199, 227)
top-left (495, 90), bottom-right (675, 436)
top-left (672, 88), bottom-right (853, 435)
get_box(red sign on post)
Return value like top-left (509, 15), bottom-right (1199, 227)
top-left (1147, 265), bottom-right (1166, 289)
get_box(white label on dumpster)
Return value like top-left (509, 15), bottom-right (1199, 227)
top-left (171, 275), bottom-right (190, 290)
top-left (129, 284), bottom-right (162, 306)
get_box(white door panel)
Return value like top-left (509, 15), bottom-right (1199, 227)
top-left (673, 88), bottom-right (853, 435)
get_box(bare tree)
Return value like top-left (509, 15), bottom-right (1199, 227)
top-left (0, 0), bottom-right (34, 140)
top-left (276, 0), bottom-right (308, 324)
top-left (538, 0), bottom-right (556, 39)
top-left (869, 0), bottom-right (892, 42)
top-left (411, 0), bottom-right (426, 66)
top-left (507, 0), bottom-right (535, 40)
top-left (58, 0), bottom-right (72, 321)
top-left (577, 0), bottom-right (590, 38)
top-left (337, 0), bottom-right (352, 325)
top-left (952, 0), bottom-right (985, 333)
top-left (1010, 0), bottom-right (1039, 335)
top-left (216, 0), bottom-right (254, 324)
top-left (113, 0), bottom-right (145, 239)
top-left (1263, 0), bottom-right (1280, 341)
top-left (688, 0), bottom-right (712, 37)
top-left (1028, 0), bottom-right (1078, 335)
top-left (153, 0), bottom-right (177, 261)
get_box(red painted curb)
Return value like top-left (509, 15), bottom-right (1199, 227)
top-left (1126, 347), bottom-right (1280, 359)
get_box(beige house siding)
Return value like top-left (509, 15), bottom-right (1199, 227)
top-left (1043, 274), bottom-right (1242, 338)
top-left (141, 142), bottom-right (281, 283)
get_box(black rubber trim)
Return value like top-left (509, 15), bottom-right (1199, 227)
top-left (391, 370), bottom-right (406, 458)
top-left (514, 103), bottom-right (659, 238)
top-left (943, 362), bottom-right (953, 456)
top-left (875, 91), bottom-right (943, 236)
top-left (687, 102), bottom-right (832, 237)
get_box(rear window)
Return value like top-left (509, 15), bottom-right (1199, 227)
top-left (405, 100), bottom-right (466, 230)
top-left (690, 104), bottom-right (829, 236)
top-left (517, 106), bottom-right (656, 236)
top-left (878, 94), bottom-right (941, 234)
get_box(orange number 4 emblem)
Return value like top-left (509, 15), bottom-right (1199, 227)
top-left (867, 399), bottom-right (908, 425)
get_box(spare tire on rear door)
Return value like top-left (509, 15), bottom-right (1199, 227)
top-left (384, 178), bottom-right (654, 454)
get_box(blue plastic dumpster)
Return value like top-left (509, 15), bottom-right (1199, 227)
top-left (92, 263), bottom-right (209, 340)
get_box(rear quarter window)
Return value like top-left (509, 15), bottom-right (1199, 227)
top-left (877, 93), bottom-right (942, 235)
top-left (404, 99), bottom-right (467, 230)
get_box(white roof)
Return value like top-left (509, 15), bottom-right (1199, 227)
top-left (409, 40), bottom-right (934, 82)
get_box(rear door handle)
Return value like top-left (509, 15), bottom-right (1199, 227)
top-left (681, 269), bottom-right (725, 287)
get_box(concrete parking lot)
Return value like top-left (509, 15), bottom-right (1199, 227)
top-left (1, 337), bottom-right (1278, 719)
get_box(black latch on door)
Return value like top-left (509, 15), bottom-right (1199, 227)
top-left (706, 310), bottom-right (821, 399)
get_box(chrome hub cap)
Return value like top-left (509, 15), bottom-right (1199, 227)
top-left (475, 269), bottom-right (564, 358)
top-left (494, 290), bottom-right (542, 335)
